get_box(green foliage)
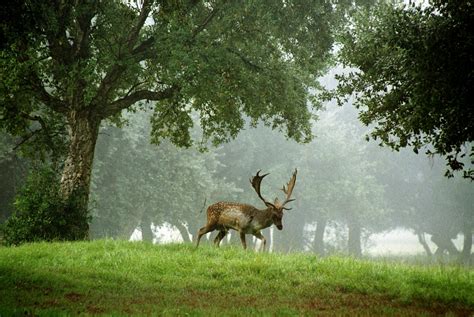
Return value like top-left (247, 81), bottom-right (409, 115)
top-left (1, 0), bottom-right (342, 240)
top-left (0, 240), bottom-right (472, 315)
top-left (1, 0), bottom-right (340, 150)
top-left (334, 1), bottom-right (474, 179)
top-left (1, 166), bottom-right (90, 245)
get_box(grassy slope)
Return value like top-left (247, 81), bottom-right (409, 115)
top-left (0, 240), bottom-right (472, 316)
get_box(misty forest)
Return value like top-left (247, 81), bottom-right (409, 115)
top-left (1, 0), bottom-right (473, 315)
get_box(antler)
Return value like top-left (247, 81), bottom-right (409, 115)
top-left (250, 170), bottom-right (273, 207)
top-left (281, 169), bottom-right (297, 209)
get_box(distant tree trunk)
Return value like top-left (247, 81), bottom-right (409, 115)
top-left (313, 217), bottom-right (327, 256)
top-left (431, 233), bottom-right (460, 256)
top-left (59, 110), bottom-right (101, 239)
top-left (416, 231), bottom-right (433, 257)
top-left (175, 222), bottom-right (191, 243)
top-left (122, 222), bottom-right (140, 240)
top-left (140, 213), bottom-right (153, 243)
top-left (461, 213), bottom-right (472, 264)
top-left (348, 219), bottom-right (362, 257)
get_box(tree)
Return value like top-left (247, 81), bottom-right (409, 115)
top-left (1, 0), bottom-right (338, 237)
top-left (333, 1), bottom-right (474, 179)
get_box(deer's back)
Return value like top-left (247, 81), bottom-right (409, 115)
top-left (207, 201), bottom-right (257, 228)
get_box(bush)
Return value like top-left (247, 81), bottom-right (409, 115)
top-left (1, 166), bottom-right (90, 245)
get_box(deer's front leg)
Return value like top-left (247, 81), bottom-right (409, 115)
top-left (239, 232), bottom-right (247, 249)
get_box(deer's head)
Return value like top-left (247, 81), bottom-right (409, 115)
top-left (250, 169), bottom-right (297, 230)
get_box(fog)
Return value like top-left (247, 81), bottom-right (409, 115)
top-left (87, 71), bottom-right (473, 259)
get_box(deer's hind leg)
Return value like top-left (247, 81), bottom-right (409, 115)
top-left (239, 232), bottom-right (247, 250)
top-left (196, 224), bottom-right (216, 248)
top-left (213, 230), bottom-right (227, 247)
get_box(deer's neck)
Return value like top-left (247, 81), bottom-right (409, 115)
top-left (253, 207), bottom-right (274, 229)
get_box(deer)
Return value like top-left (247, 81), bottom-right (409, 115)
top-left (196, 169), bottom-right (297, 251)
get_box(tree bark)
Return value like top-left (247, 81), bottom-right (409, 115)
top-left (348, 219), bottom-right (362, 257)
top-left (313, 217), bottom-right (327, 256)
top-left (59, 110), bottom-right (101, 238)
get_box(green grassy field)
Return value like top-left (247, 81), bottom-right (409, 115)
top-left (0, 240), bottom-right (472, 316)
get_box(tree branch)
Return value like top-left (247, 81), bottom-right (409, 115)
top-left (100, 86), bottom-right (179, 118)
top-left (131, 36), bottom-right (156, 61)
top-left (28, 73), bottom-right (68, 114)
top-left (72, 0), bottom-right (98, 59)
top-left (13, 113), bottom-right (58, 153)
top-left (91, 0), bottom-right (154, 111)
top-left (127, 0), bottom-right (153, 50)
top-left (191, 7), bottom-right (219, 39)
top-left (12, 129), bottom-right (38, 151)
top-left (226, 48), bottom-right (263, 72)
top-left (45, 1), bottom-right (75, 66)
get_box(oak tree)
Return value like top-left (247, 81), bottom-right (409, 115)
top-left (1, 0), bottom-right (337, 237)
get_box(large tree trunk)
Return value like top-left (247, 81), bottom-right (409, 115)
top-left (348, 219), bottom-right (362, 257)
top-left (313, 217), bottom-right (327, 256)
top-left (59, 110), bottom-right (101, 239)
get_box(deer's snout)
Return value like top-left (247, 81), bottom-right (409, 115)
top-left (276, 224), bottom-right (283, 230)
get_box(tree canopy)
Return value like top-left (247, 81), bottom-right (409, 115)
top-left (333, 0), bottom-right (474, 179)
top-left (0, 0), bottom-right (339, 238)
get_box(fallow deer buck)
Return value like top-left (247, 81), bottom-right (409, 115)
top-left (196, 169), bottom-right (297, 251)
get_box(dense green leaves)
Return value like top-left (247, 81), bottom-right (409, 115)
top-left (1, 165), bottom-right (89, 245)
top-left (1, 0), bottom-right (337, 147)
top-left (334, 1), bottom-right (474, 179)
top-left (1, 0), bottom-right (340, 239)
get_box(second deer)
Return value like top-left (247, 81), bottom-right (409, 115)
top-left (196, 169), bottom-right (297, 251)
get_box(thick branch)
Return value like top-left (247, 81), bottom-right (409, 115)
top-left (131, 36), bottom-right (156, 61)
top-left (91, 1), bottom-right (153, 110)
top-left (100, 86), bottom-right (178, 118)
top-left (90, 64), bottom-right (127, 109)
top-left (72, 0), bottom-right (97, 59)
top-left (127, 0), bottom-right (153, 50)
top-left (46, 1), bottom-right (75, 65)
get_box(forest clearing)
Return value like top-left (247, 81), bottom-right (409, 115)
top-left (0, 240), bottom-right (472, 316)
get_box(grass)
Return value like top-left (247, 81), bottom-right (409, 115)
top-left (0, 240), bottom-right (472, 316)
